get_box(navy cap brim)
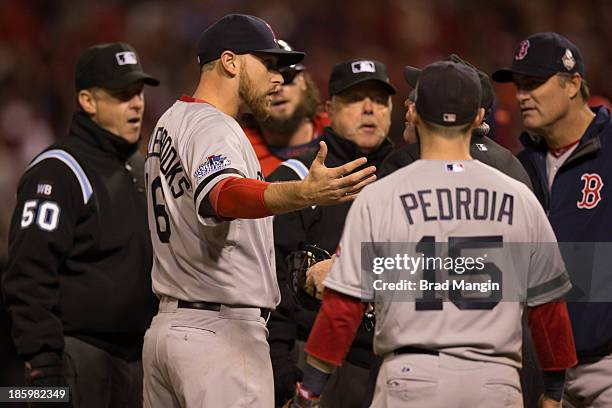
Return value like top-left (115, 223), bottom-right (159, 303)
top-left (491, 66), bottom-right (556, 83)
top-left (332, 77), bottom-right (396, 96)
top-left (280, 63), bottom-right (305, 72)
top-left (253, 48), bottom-right (305, 68)
top-left (404, 66), bottom-right (421, 88)
top-left (98, 71), bottom-right (160, 90)
top-left (490, 68), bottom-right (514, 83)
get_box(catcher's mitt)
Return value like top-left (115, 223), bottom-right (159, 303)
top-left (286, 245), bottom-right (331, 301)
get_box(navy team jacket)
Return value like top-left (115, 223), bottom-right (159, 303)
top-left (518, 106), bottom-right (612, 357)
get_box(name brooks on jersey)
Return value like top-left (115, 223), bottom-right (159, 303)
top-left (401, 187), bottom-right (514, 225)
top-left (148, 127), bottom-right (191, 198)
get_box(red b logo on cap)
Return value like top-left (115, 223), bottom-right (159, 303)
top-left (515, 40), bottom-right (530, 61)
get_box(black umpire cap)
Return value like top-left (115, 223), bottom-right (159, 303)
top-left (492, 32), bottom-right (584, 83)
top-left (196, 14), bottom-right (305, 68)
top-left (75, 42), bottom-right (160, 91)
top-left (415, 61), bottom-right (481, 127)
top-left (328, 59), bottom-right (396, 96)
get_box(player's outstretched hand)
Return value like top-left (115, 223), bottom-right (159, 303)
top-left (302, 141), bottom-right (376, 206)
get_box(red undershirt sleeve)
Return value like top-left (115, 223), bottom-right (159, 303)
top-left (208, 177), bottom-right (272, 219)
top-left (304, 289), bottom-right (366, 366)
top-left (527, 301), bottom-right (577, 371)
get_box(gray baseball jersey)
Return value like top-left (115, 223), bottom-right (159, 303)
top-left (144, 98), bottom-right (279, 308)
top-left (325, 160), bottom-right (571, 368)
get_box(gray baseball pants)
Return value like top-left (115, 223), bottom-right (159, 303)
top-left (370, 352), bottom-right (522, 408)
top-left (143, 296), bottom-right (274, 407)
top-left (564, 353), bottom-right (612, 408)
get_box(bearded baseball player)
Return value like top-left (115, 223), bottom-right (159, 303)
top-left (242, 39), bottom-right (328, 177)
top-left (141, 14), bottom-right (377, 408)
top-left (287, 61), bottom-right (577, 408)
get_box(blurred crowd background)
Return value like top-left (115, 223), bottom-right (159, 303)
top-left (1, 0), bottom-right (611, 384)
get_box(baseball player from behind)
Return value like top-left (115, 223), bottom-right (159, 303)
top-left (288, 61), bottom-right (577, 408)
top-left (142, 14), bottom-right (377, 408)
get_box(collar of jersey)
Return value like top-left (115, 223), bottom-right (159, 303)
top-left (180, 95), bottom-right (211, 105)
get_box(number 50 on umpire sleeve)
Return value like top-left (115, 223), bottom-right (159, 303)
top-left (20, 199), bottom-right (61, 232)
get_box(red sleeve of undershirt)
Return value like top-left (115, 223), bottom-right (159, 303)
top-left (304, 289), bottom-right (367, 366)
top-left (208, 177), bottom-right (272, 219)
top-left (527, 301), bottom-right (577, 371)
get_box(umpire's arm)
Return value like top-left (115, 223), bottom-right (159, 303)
top-left (2, 161), bottom-right (80, 362)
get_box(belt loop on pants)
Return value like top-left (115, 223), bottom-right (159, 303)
top-left (177, 300), bottom-right (272, 321)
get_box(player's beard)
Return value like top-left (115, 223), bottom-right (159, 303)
top-left (259, 99), bottom-right (309, 144)
top-left (239, 67), bottom-right (270, 121)
top-left (258, 79), bottom-right (321, 145)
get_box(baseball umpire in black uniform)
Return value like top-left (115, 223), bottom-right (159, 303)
top-left (268, 59), bottom-right (395, 407)
top-left (2, 42), bottom-right (159, 407)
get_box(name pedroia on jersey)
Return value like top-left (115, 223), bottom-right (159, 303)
top-left (401, 187), bottom-right (515, 225)
top-left (147, 126), bottom-right (191, 198)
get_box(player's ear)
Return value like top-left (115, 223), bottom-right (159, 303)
top-left (472, 108), bottom-right (486, 128)
top-left (408, 103), bottom-right (421, 126)
top-left (325, 99), bottom-right (334, 118)
top-left (219, 51), bottom-right (239, 76)
top-left (408, 103), bottom-right (418, 120)
top-left (297, 73), bottom-right (307, 92)
top-left (78, 89), bottom-right (97, 115)
top-left (564, 73), bottom-right (581, 100)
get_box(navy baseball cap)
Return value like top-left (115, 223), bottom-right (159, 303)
top-left (277, 39), bottom-right (305, 84)
top-left (492, 32), bottom-right (584, 83)
top-left (415, 61), bottom-right (481, 127)
top-left (329, 59), bottom-right (396, 96)
top-left (75, 42), bottom-right (160, 91)
top-left (196, 14), bottom-right (305, 68)
top-left (404, 54), bottom-right (495, 112)
top-left (277, 40), bottom-right (305, 72)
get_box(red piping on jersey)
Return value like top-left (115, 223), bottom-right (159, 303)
top-left (548, 140), bottom-right (579, 158)
top-left (528, 301), bottom-right (577, 370)
top-left (209, 177), bottom-right (272, 219)
top-left (304, 289), bottom-right (366, 366)
top-left (179, 95), bottom-right (211, 104)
